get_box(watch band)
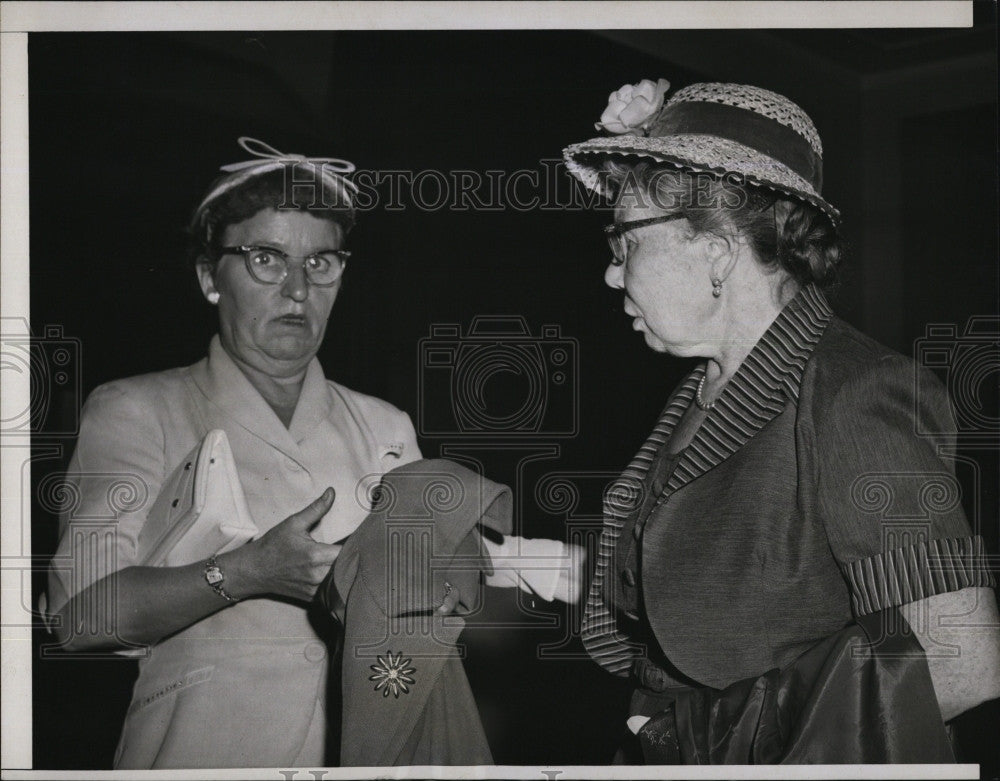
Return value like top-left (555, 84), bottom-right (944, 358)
top-left (204, 555), bottom-right (239, 602)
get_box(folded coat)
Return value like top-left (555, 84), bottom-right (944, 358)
top-left (319, 458), bottom-right (511, 766)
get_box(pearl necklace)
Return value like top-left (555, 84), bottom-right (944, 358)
top-left (695, 373), bottom-right (716, 412)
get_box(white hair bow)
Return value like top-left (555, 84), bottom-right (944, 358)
top-left (219, 136), bottom-right (357, 177)
top-left (194, 136), bottom-right (359, 218)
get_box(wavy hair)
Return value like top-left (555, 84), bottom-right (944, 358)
top-left (188, 167), bottom-right (354, 267)
top-left (602, 160), bottom-right (843, 292)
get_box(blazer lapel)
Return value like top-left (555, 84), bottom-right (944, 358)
top-left (582, 372), bottom-right (699, 675)
top-left (665, 285), bottom-right (833, 496)
top-left (606, 372), bottom-right (699, 517)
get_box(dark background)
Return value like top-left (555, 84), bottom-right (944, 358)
top-left (27, 14), bottom-right (998, 773)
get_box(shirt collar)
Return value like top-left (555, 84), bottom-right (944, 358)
top-left (191, 335), bottom-right (332, 451)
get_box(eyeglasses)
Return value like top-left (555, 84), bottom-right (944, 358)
top-left (218, 245), bottom-right (350, 287)
top-left (603, 213), bottom-right (687, 266)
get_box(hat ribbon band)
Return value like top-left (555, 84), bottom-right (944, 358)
top-left (651, 101), bottom-right (823, 192)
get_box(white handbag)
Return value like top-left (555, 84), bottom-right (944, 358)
top-left (137, 430), bottom-right (259, 567)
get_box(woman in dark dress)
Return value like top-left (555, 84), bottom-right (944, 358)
top-left (562, 79), bottom-right (1000, 763)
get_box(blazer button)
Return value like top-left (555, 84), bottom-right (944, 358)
top-left (621, 568), bottom-right (636, 587)
top-left (304, 642), bottom-right (327, 663)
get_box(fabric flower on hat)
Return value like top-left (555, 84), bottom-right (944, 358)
top-left (595, 78), bottom-right (671, 135)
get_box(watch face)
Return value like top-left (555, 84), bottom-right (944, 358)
top-left (206, 567), bottom-right (224, 586)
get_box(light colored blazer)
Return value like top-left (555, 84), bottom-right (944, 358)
top-left (48, 335), bottom-right (421, 768)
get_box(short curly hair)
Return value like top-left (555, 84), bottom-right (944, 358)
top-left (188, 166), bottom-right (355, 266)
top-left (602, 160), bottom-right (843, 292)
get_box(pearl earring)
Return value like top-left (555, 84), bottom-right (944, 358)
top-left (208, 291), bottom-right (220, 304)
top-left (711, 277), bottom-right (723, 298)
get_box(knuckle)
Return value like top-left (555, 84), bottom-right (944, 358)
top-left (307, 548), bottom-right (328, 568)
top-left (316, 560), bottom-right (333, 576)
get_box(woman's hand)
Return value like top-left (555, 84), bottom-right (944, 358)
top-left (439, 581), bottom-right (461, 614)
top-left (223, 488), bottom-right (342, 602)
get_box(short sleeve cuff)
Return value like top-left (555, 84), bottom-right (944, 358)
top-left (841, 535), bottom-right (996, 616)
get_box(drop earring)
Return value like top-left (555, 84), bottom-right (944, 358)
top-left (208, 291), bottom-right (220, 304)
top-left (711, 277), bottom-right (723, 298)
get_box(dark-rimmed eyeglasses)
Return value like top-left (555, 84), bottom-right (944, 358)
top-left (603, 213), bottom-right (687, 266)
top-left (218, 245), bottom-right (350, 287)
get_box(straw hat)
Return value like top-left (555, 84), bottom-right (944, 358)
top-left (563, 80), bottom-right (840, 225)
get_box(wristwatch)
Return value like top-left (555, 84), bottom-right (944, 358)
top-left (204, 555), bottom-right (239, 602)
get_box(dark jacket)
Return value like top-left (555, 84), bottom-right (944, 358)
top-left (584, 285), bottom-right (993, 698)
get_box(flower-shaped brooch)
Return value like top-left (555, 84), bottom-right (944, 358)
top-left (369, 651), bottom-right (417, 698)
